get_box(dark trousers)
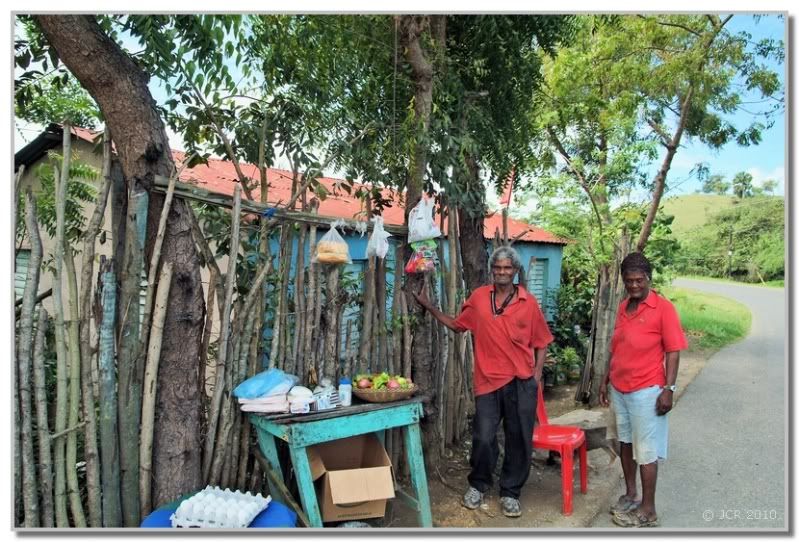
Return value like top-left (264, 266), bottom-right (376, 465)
top-left (467, 377), bottom-right (537, 499)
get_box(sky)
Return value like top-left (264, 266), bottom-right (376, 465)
top-left (661, 14), bottom-right (786, 197)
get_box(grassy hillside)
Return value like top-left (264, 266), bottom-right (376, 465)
top-left (661, 194), bottom-right (737, 236)
top-left (669, 195), bottom-right (784, 281)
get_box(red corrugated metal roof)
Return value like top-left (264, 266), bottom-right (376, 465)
top-left (170, 151), bottom-right (567, 245)
top-left (69, 127), bottom-right (565, 244)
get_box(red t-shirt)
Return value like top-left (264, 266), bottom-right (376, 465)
top-left (453, 285), bottom-right (553, 396)
top-left (609, 290), bottom-right (688, 393)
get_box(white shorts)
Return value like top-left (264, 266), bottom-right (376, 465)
top-left (610, 385), bottom-right (669, 465)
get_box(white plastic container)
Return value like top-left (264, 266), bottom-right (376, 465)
top-left (338, 378), bottom-right (352, 407)
top-left (170, 486), bottom-right (271, 528)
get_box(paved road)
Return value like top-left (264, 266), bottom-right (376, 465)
top-left (591, 278), bottom-right (787, 530)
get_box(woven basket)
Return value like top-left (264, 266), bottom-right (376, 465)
top-left (352, 385), bottom-right (418, 403)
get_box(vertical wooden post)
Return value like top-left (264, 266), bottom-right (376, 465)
top-left (204, 183), bottom-right (242, 482)
top-left (97, 261), bottom-right (122, 526)
top-left (139, 262), bottom-right (173, 518)
top-left (322, 265), bottom-right (340, 380)
top-left (51, 152), bottom-right (71, 528)
top-left (32, 308), bottom-right (55, 527)
top-left (18, 188), bottom-right (43, 527)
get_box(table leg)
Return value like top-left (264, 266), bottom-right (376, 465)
top-left (288, 445), bottom-right (324, 528)
top-left (256, 431), bottom-right (284, 501)
top-left (403, 423), bottom-right (433, 527)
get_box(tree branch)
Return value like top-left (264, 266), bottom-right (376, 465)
top-left (654, 19), bottom-right (703, 37)
top-left (546, 126), bottom-right (607, 251)
top-left (646, 117), bottom-right (673, 148)
top-left (176, 58), bottom-right (256, 201)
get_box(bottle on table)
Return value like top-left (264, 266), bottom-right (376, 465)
top-left (338, 377), bottom-right (352, 407)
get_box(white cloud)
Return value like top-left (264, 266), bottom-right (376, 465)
top-left (669, 150), bottom-right (710, 171)
top-left (747, 166), bottom-right (785, 193)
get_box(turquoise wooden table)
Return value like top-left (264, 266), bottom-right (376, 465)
top-left (249, 398), bottom-right (432, 528)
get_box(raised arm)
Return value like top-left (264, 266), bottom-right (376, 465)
top-left (411, 287), bottom-right (467, 333)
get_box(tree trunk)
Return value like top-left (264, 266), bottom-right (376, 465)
top-left (110, 159), bottom-right (127, 320)
top-left (32, 308), bottom-right (55, 527)
top-left (400, 13), bottom-right (446, 469)
top-left (458, 155), bottom-right (488, 294)
top-left (322, 266), bottom-right (341, 380)
top-left (581, 235), bottom-right (630, 406)
top-left (36, 15), bottom-right (206, 516)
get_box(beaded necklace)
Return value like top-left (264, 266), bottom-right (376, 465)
top-left (491, 285), bottom-right (518, 317)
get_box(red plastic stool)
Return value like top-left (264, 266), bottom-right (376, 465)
top-left (532, 385), bottom-right (588, 515)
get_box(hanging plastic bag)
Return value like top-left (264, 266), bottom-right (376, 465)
top-left (407, 197), bottom-right (441, 243)
top-left (314, 221), bottom-right (351, 264)
top-left (366, 216), bottom-right (392, 259)
top-left (404, 240), bottom-right (438, 274)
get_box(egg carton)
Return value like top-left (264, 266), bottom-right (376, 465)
top-left (170, 486), bottom-right (271, 528)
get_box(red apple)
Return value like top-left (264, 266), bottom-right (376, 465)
top-left (357, 378), bottom-right (372, 389)
top-left (387, 380), bottom-right (400, 390)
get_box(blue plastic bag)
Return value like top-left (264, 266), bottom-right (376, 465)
top-left (233, 368), bottom-right (298, 399)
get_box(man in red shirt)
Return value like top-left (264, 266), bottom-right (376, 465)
top-left (413, 246), bottom-right (553, 518)
top-left (599, 252), bottom-right (687, 528)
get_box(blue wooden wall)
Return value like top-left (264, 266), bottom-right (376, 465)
top-left (258, 227), bottom-right (564, 366)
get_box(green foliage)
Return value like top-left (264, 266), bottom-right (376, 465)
top-left (245, 15), bottom-right (577, 215)
top-left (732, 171), bottom-right (754, 198)
top-left (528, 14), bottom-right (783, 268)
top-left (548, 283), bottom-right (593, 356)
top-left (674, 196), bottom-right (784, 281)
top-left (20, 153), bottom-right (98, 246)
top-left (762, 179), bottom-right (778, 194)
top-left (702, 174), bottom-right (730, 195)
top-left (14, 17), bottom-right (101, 127)
top-left (16, 78), bottom-right (100, 128)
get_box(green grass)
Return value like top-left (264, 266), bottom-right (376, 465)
top-left (678, 274), bottom-right (785, 289)
top-left (662, 194), bottom-right (738, 236)
top-left (662, 286), bottom-right (752, 350)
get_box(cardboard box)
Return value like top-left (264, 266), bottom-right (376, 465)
top-left (306, 434), bottom-right (395, 522)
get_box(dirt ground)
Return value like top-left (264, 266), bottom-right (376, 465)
top-left (376, 383), bottom-right (588, 528)
top-left (366, 336), bottom-right (709, 529)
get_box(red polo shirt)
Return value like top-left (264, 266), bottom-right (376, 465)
top-left (453, 285), bottom-right (553, 396)
top-left (609, 290), bottom-right (688, 393)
